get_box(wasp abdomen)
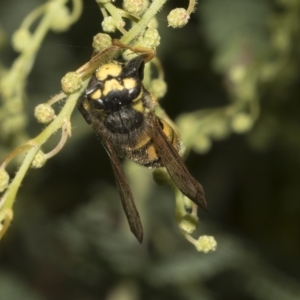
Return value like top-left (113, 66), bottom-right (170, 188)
top-left (104, 107), bottom-right (144, 134)
top-left (124, 116), bottom-right (180, 168)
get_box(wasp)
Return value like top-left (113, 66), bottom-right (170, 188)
top-left (77, 41), bottom-right (208, 242)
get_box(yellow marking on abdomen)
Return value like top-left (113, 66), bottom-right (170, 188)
top-left (128, 132), bottom-right (151, 151)
top-left (160, 119), bottom-right (173, 141)
top-left (159, 117), bottom-right (180, 151)
top-left (145, 144), bottom-right (158, 162)
top-left (131, 100), bottom-right (144, 113)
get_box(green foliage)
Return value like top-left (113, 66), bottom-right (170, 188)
top-left (1, 0), bottom-right (300, 299)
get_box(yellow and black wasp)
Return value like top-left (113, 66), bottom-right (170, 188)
top-left (77, 41), bottom-right (208, 242)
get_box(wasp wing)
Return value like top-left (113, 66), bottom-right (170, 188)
top-left (101, 138), bottom-right (144, 243)
top-left (149, 114), bottom-right (208, 212)
top-left (78, 98), bottom-right (143, 243)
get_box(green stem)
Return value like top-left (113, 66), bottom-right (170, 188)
top-left (187, 0), bottom-right (196, 15)
top-left (1, 84), bottom-right (86, 212)
top-left (21, 4), bottom-right (47, 29)
top-left (104, 2), bottom-right (127, 34)
top-left (7, 0), bottom-right (70, 91)
top-left (35, 86), bottom-right (86, 145)
top-left (69, 0), bottom-right (83, 24)
top-left (2, 147), bottom-right (40, 211)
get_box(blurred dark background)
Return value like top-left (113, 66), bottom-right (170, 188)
top-left (1, 0), bottom-right (300, 299)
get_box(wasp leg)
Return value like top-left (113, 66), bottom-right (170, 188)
top-left (75, 45), bottom-right (120, 78)
top-left (77, 94), bottom-right (92, 125)
top-left (112, 39), bottom-right (156, 63)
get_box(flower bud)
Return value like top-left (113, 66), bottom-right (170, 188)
top-left (31, 150), bottom-right (47, 168)
top-left (34, 104), bottom-right (56, 124)
top-left (167, 8), bottom-right (190, 28)
top-left (61, 72), bottom-right (82, 94)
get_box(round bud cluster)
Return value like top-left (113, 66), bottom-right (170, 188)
top-left (101, 16), bottom-right (117, 32)
top-left (61, 72), bottom-right (82, 94)
top-left (178, 214), bottom-right (199, 234)
top-left (141, 0), bottom-right (150, 15)
top-left (231, 112), bottom-right (253, 133)
top-left (167, 8), bottom-right (190, 28)
top-left (11, 28), bottom-right (31, 52)
top-left (31, 150), bottom-right (47, 168)
top-left (149, 79), bottom-right (167, 99)
top-left (123, 0), bottom-right (143, 15)
top-left (194, 235), bottom-right (217, 253)
top-left (209, 120), bottom-right (230, 141)
top-left (34, 104), bottom-right (56, 124)
top-left (148, 18), bottom-right (158, 29)
top-left (143, 28), bottom-right (160, 48)
top-left (0, 168), bottom-right (10, 192)
top-left (92, 33), bottom-right (112, 53)
top-left (50, 7), bottom-right (71, 32)
top-left (193, 134), bottom-right (212, 154)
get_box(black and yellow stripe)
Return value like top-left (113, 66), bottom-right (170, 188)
top-left (124, 117), bottom-right (180, 168)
